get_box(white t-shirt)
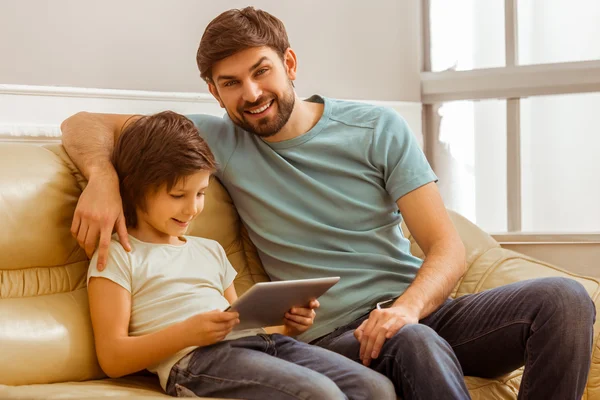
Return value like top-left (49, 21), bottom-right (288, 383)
top-left (88, 234), bottom-right (259, 390)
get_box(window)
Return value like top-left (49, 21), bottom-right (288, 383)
top-left (423, 0), bottom-right (600, 235)
top-left (518, 0), bottom-right (600, 65)
top-left (521, 93), bottom-right (600, 232)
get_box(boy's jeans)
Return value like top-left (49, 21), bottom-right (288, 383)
top-left (166, 332), bottom-right (396, 399)
top-left (311, 277), bottom-right (596, 400)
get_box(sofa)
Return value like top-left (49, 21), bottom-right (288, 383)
top-left (0, 141), bottom-right (599, 400)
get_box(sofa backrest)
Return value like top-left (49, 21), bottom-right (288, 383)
top-left (0, 143), bottom-right (268, 385)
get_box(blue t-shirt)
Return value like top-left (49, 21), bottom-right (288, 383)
top-left (188, 95), bottom-right (438, 342)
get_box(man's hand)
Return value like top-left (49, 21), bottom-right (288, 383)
top-left (354, 304), bottom-right (420, 366)
top-left (183, 310), bottom-right (240, 347)
top-left (283, 299), bottom-right (320, 336)
top-left (71, 169), bottom-right (130, 270)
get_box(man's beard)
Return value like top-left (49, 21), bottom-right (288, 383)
top-left (229, 83), bottom-right (295, 138)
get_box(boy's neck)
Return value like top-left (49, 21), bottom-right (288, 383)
top-left (128, 227), bottom-right (186, 246)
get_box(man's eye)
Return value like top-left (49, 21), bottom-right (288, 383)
top-left (224, 80), bottom-right (238, 87)
top-left (197, 192), bottom-right (205, 197)
top-left (256, 68), bottom-right (268, 76)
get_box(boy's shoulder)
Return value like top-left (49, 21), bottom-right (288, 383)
top-left (184, 236), bottom-right (223, 252)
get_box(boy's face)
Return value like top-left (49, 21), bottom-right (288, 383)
top-left (135, 170), bottom-right (211, 244)
top-left (208, 46), bottom-right (297, 138)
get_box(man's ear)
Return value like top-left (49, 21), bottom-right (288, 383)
top-left (283, 48), bottom-right (297, 81)
top-left (208, 83), bottom-right (225, 108)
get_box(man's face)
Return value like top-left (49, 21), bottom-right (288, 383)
top-left (209, 46), bottom-right (296, 138)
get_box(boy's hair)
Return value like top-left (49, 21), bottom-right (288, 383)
top-left (112, 111), bottom-right (217, 228)
top-left (197, 6), bottom-right (290, 83)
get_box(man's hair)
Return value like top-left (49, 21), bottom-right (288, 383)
top-left (197, 6), bottom-right (290, 83)
top-left (112, 111), bottom-right (217, 228)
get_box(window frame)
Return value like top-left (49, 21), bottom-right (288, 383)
top-left (421, 0), bottom-right (600, 240)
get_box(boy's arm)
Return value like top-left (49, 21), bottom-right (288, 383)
top-left (61, 113), bottom-right (140, 269)
top-left (88, 277), bottom-right (239, 378)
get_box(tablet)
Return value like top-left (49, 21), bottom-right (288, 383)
top-left (226, 276), bottom-right (340, 331)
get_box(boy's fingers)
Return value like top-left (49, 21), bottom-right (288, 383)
top-left (285, 313), bottom-right (312, 326)
top-left (284, 320), bottom-right (305, 331)
top-left (212, 311), bottom-right (239, 321)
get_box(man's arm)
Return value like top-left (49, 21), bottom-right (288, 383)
top-left (355, 182), bottom-right (466, 366)
top-left (393, 182), bottom-right (466, 318)
top-left (61, 112), bottom-right (140, 269)
top-left (88, 277), bottom-right (239, 378)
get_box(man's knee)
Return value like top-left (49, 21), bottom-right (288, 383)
top-left (386, 324), bottom-right (448, 358)
top-left (530, 277), bottom-right (595, 323)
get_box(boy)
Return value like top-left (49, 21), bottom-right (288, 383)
top-left (86, 111), bottom-right (395, 399)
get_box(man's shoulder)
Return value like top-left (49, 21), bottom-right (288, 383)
top-left (326, 97), bottom-right (400, 130)
top-left (185, 113), bottom-right (235, 136)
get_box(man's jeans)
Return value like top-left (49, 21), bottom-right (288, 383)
top-left (166, 333), bottom-right (396, 399)
top-left (311, 277), bottom-right (596, 400)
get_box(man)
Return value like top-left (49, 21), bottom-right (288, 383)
top-left (62, 7), bottom-right (595, 399)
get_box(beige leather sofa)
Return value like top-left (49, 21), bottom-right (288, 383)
top-left (1, 142), bottom-right (599, 400)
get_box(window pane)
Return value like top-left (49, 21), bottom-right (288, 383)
top-left (429, 0), bottom-right (505, 72)
top-left (518, 0), bottom-right (600, 65)
top-left (521, 93), bottom-right (600, 232)
top-left (433, 100), bottom-right (507, 232)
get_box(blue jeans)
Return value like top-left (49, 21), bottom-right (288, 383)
top-left (166, 333), bottom-right (396, 399)
top-left (311, 277), bottom-right (596, 400)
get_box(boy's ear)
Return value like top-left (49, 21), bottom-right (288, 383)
top-left (208, 83), bottom-right (225, 108)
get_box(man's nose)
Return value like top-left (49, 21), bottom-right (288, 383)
top-left (242, 80), bottom-right (262, 104)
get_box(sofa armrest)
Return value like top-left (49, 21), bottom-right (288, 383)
top-left (457, 246), bottom-right (600, 400)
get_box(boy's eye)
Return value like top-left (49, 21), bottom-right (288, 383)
top-left (197, 192), bottom-right (205, 197)
top-left (170, 194), bottom-right (184, 199)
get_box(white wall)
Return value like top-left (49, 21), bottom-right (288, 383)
top-left (0, 0), bottom-right (421, 102)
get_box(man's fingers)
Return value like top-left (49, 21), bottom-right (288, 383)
top-left (116, 215), bottom-right (131, 252)
top-left (309, 299), bottom-right (320, 309)
top-left (77, 220), bottom-right (89, 254)
top-left (84, 225), bottom-right (100, 260)
top-left (96, 225), bottom-right (113, 271)
top-left (354, 320), bottom-right (366, 341)
top-left (364, 328), bottom-right (388, 366)
top-left (370, 326), bottom-right (390, 360)
top-left (359, 315), bottom-right (378, 360)
top-left (70, 212), bottom-right (81, 239)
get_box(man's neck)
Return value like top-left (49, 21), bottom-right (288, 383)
top-left (263, 96), bottom-right (324, 143)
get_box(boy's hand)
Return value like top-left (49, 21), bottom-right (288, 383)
top-left (283, 299), bottom-right (320, 336)
top-left (184, 310), bottom-right (240, 347)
